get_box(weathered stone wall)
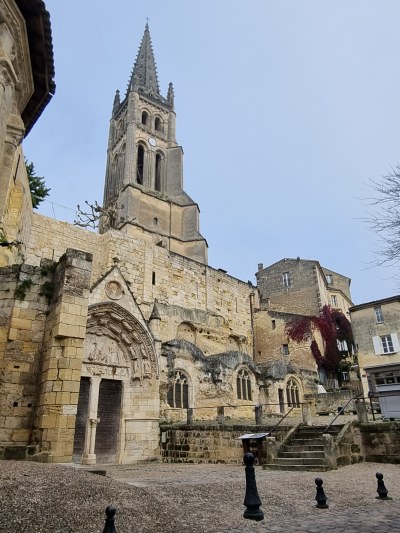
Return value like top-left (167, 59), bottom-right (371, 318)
top-left (32, 249), bottom-right (93, 463)
top-left (336, 421), bottom-right (400, 466)
top-left (254, 309), bottom-right (318, 372)
top-left (256, 259), bottom-right (324, 315)
top-left (26, 214), bottom-right (254, 355)
top-left (0, 262), bottom-right (51, 452)
top-left (358, 421), bottom-right (400, 464)
top-left (253, 308), bottom-right (319, 412)
top-left (322, 267), bottom-right (351, 301)
top-left (315, 390), bottom-right (353, 414)
top-left (160, 424), bottom-right (291, 464)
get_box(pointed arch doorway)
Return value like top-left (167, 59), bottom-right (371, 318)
top-left (72, 302), bottom-right (159, 465)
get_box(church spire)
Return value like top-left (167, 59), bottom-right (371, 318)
top-left (128, 23), bottom-right (160, 96)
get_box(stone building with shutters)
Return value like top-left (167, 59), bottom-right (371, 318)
top-left (349, 296), bottom-right (400, 417)
top-left (0, 4), bottom-right (355, 465)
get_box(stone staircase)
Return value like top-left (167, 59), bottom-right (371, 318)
top-left (264, 424), bottom-right (344, 472)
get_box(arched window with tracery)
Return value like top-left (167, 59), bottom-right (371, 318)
top-left (137, 144), bottom-right (145, 185)
top-left (167, 370), bottom-right (189, 408)
top-left (236, 368), bottom-right (252, 401)
top-left (286, 378), bottom-right (300, 408)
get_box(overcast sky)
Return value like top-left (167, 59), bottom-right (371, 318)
top-left (24, 0), bottom-right (400, 305)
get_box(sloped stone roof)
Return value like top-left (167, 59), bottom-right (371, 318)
top-left (15, 0), bottom-right (55, 136)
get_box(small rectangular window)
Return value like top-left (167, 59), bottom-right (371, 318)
top-left (282, 344), bottom-right (289, 355)
top-left (374, 306), bottom-right (384, 324)
top-left (271, 319), bottom-right (276, 330)
top-left (282, 272), bottom-right (291, 287)
top-left (326, 274), bottom-right (333, 284)
top-left (381, 335), bottom-right (394, 354)
top-left (152, 271), bottom-right (156, 285)
top-left (331, 295), bottom-right (338, 307)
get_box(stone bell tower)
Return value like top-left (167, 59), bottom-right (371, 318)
top-left (101, 24), bottom-right (208, 264)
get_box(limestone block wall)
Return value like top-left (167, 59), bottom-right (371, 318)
top-left (254, 309), bottom-right (318, 373)
top-left (358, 421), bottom-right (400, 463)
top-left (160, 424), bottom-right (291, 463)
top-left (32, 249), bottom-right (93, 463)
top-left (256, 259), bottom-right (323, 315)
top-left (0, 146), bottom-right (33, 268)
top-left (26, 214), bottom-right (254, 355)
top-left (0, 262), bottom-right (52, 451)
top-left (335, 421), bottom-right (400, 467)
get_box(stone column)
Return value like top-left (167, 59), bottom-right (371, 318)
top-left (322, 433), bottom-right (337, 470)
top-left (34, 249), bottom-right (92, 463)
top-left (355, 399), bottom-right (368, 423)
top-left (123, 91), bottom-right (137, 186)
top-left (265, 436), bottom-right (277, 464)
top-left (302, 402), bottom-right (312, 426)
top-left (82, 376), bottom-right (101, 465)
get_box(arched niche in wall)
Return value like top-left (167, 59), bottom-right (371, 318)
top-left (176, 321), bottom-right (196, 344)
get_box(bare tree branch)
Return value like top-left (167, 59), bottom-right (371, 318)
top-left (364, 165), bottom-right (400, 268)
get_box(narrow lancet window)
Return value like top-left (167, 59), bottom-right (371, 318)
top-left (155, 153), bottom-right (162, 191)
top-left (137, 145), bottom-right (144, 184)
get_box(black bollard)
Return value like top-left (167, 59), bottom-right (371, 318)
top-left (243, 452), bottom-right (264, 521)
top-left (376, 472), bottom-right (392, 500)
top-left (103, 505), bottom-right (117, 533)
top-left (315, 478), bottom-right (329, 509)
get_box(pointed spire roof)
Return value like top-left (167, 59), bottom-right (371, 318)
top-left (128, 23), bottom-right (160, 96)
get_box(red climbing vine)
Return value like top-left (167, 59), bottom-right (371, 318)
top-left (285, 305), bottom-right (353, 372)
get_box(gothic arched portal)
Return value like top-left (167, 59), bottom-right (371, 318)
top-left (73, 302), bottom-right (159, 465)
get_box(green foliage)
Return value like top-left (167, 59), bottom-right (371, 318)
top-left (25, 159), bottom-right (50, 208)
top-left (39, 281), bottom-right (55, 304)
top-left (14, 279), bottom-right (33, 300)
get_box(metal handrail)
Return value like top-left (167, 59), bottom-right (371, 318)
top-left (266, 406), bottom-right (295, 436)
top-left (323, 393), bottom-right (363, 434)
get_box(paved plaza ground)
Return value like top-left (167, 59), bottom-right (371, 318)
top-left (1, 460), bottom-right (400, 532)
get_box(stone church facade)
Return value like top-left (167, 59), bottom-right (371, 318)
top-left (0, 4), bottom-right (353, 465)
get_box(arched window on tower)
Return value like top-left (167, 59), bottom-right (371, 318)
top-left (155, 152), bottom-right (163, 192)
top-left (236, 368), bottom-right (252, 401)
top-left (137, 144), bottom-right (145, 185)
top-left (141, 111), bottom-right (149, 126)
top-left (286, 378), bottom-right (300, 408)
top-left (154, 116), bottom-right (163, 132)
top-left (167, 370), bottom-right (189, 408)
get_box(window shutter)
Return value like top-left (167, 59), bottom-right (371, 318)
top-left (391, 333), bottom-right (400, 353)
top-left (372, 336), bottom-right (383, 355)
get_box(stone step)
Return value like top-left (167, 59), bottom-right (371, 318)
top-left (283, 444), bottom-right (324, 452)
top-left (298, 426), bottom-right (343, 435)
top-left (279, 451), bottom-right (326, 459)
top-left (287, 438), bottom-right (324, 446)
top-left (273, 457), bottom-right (327, 466)
top-left (263, 463), bottom-right (331, 472)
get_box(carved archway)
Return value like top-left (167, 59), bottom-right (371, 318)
top-left (83, 302), bottom-right (158, 381)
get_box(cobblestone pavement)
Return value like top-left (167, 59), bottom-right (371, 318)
top-left (217, 502), bottom-right (400, 532)
top-left (104, 462), bottom-right (400, 532)
top-left (2, 460), bottom-right (400, 532)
